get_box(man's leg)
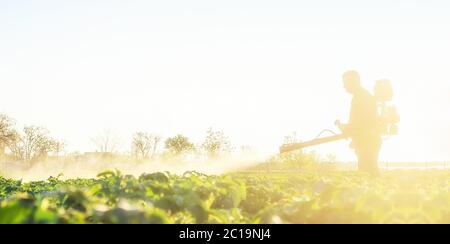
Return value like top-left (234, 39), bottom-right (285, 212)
top-left (356, 147), bottom-right (380, 175)
top-left (367, 150), bottom-right (380, 176)
top-left (355, 148), bottom-right (369, 173)
top-left (369, 140), bottom-right (382, 176)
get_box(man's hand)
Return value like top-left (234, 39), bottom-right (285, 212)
top-left (336, 120), bottom-right (354, 148)
top-left (335, 120), bottom-right (345, 132)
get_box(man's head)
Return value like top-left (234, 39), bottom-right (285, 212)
top-left (342, 70), bottom-right (361, 94)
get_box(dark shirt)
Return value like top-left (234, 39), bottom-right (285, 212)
top-left (348, 87), bottom-right (380, 141)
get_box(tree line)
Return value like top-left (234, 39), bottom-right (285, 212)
top-left (0, 114), bottom-right (65, 162)
top-left (0, 114), bottom-right (234, 163)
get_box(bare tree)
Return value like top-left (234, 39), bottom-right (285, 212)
top-left (7, 131), bottom-right (23, 161)
top-left (92, 130), bottom-right (120, 153)
top-left (52, 140), bottom-right (67, 158)
top-left (0, 114), bottom-right (17, 157)
top-left (240, 145), bottom-right (254, 154)
top-left (8, 126), bottom-right (58, 162)
top-left (201, 128), bottom-right (232, 160)
top-left (131, 132), bottom-right (161, 160)
top-left (283, 131), bottom-right (299, 144)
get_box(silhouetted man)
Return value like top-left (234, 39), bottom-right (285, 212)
top-left (340, 71), bottom-right (381, 175)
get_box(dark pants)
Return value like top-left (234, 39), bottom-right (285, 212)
top-left (353, 137), bottom-right (382, 175)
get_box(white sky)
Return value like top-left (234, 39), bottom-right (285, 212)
top-left (1, 0), bottom-right (449, 161)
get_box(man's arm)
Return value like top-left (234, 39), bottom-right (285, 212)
top-left (335, 97), bottom-right (357, 137)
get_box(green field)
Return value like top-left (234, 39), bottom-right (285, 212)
top-left (1, 169), bottom-right (450, 224)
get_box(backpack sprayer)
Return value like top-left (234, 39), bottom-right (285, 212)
top-left (279, 79), bottom-right (400, 154)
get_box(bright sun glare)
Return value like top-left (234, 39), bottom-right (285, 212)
top-left (0, 0), bottom-right (449, 162)
top-left (2, 0), bottom-right (450, 226)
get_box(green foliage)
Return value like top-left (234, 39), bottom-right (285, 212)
top-left (164, 134), bottom-right (195, 156)
top-left (1, 170), bottom-right (450, 223)
top-left (265, 150), bottom-right (318, 170)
